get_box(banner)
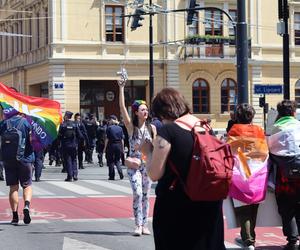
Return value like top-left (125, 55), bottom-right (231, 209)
top-left (224, 191), bottom-right (282, 229)
top-left (0, 82), bottom-right (62, 150)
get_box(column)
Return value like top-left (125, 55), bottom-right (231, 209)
top-left (48, 64), bottom-right (66, 112)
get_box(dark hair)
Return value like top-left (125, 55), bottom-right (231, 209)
top-left (151, 87), bottom-right (190, 121)
top-left (276, 99), bottom-right (297, 119)
top-left (235, 103), bottom-right (255, 124)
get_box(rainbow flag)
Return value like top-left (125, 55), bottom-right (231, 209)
top-left (0, 82), bottom-right (62, 150)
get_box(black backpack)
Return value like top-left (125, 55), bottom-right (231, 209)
top-left (1, 118), bottom-right (26, 161)
top-left (85, 120), bottom-right (97, 138)
top-left (63, 121), bottom-right (76, 139)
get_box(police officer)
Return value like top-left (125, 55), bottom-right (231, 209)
top-left (0, 161), bottom-right (4, 181)
top-left (83, 113), bottom-right (98, 164)
top-left (74, 113), bottom-right (89, 169)
top-left (104, 115), bottom-right (124, 180)
top-left (118, 119), bottom-right (129, 165)
top-left (33, 149), bottom-right (44, 182)
top-left (58, 111), bottom-right (83, 181)
top-left (96, 119), bottom-right (107, 167)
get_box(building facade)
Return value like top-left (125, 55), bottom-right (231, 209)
top-left (0, 0), bottom-right (300, 129)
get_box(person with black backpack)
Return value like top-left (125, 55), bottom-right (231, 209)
top-left (83, 113), bottom-right (98, 164)
top-left (96, 119), bottom-right (107, 167)
top-left (145, 88), bottom-right (227, 250)
top-left (74, 113), bottom-right (89, 169)
top-left (0, 111), bottom-right (35, 225)
top-left (57, 111), bottom-right (83, 181)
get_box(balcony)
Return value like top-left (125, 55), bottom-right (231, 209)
top-left (179, 35), bottom-right (251, 60)
top-left (0, 46), bottom-right (51, 74)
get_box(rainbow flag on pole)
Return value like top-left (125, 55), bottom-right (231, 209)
top-left (0, 82), bottom-right (62, 150)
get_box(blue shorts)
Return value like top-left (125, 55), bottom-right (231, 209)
top-left (3, 160), bottom-right (33, 188)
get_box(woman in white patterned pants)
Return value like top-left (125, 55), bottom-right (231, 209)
top-left (118, 80), bottom-right (156, 236)
top-left (127, 166), bottom-right (152, 229)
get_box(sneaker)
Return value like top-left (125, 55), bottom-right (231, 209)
top-left (23, 206), bottom-right (31, 225)
top-left (235, 237), bottom-right (245, 247)
top-left (11, 216), bottom-right (19, 225)
top-left (73, 177), bottom-right (78, 181)
top-left (142, 226), bottom-right (151, 235)
top-left (283, 243), bottom-right (298, 250)
top-left (246, 245), bottom-right (255, 250)
top-left (133, 226), bottom-right (142, 236)
top-left (65, 178), bottom-right (73, 182)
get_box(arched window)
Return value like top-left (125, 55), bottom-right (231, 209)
top-left (295, 80), bottom-right (300, 107)
top-left (221, 78), bottom-right (237, 113)
top-left (192, 79), bottom-right (209, 113)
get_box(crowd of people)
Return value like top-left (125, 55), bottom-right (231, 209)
top-left (0, 86), bottom-right (299, 250)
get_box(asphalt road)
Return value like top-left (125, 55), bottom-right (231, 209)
top-left (0, 155), bottom-right (291, 250)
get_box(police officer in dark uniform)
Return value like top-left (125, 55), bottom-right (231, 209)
top-left (104, 115), bottom-right (124, 180)
top-left (96, 119), bottom-right (107, 167)
top-left (33, 149), bottom-right (44, 182)
top-left (74, 113), bottom-right (89, 169)
top-left (58, 111), bottom-right (83, 182)
top-left (83, 114), bottom-right (98, 164)
top-left (118, 119), bottom-right (129, 165)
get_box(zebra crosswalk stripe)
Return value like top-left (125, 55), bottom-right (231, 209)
top-left (83, 180), bottom-right (132, 194)
top-left (48, 181), bottom-right (103, 195)
top-left (33, 185), bottom-right (55, 196)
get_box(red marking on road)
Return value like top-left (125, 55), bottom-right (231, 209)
top-left (0, 197), bottom-right (287, 248)
top-left (0, 197), bottom-right (155, 220)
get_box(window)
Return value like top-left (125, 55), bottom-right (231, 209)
top-left (37, 12), bottom-right (40, 48)
top-left (295, 12), bottom-right (300, 45)
top-left (28, 15), bottom-right (32, 50)
top-left (192, 79), bottom-right (210, 113)
top-left (188, 12), bottom-right (198, 36)
top-left (45, 8), bottom-right (48, 45)
top-left (229, 10), bottom-right (237, 37)
top-left (221, 78), bottom-right (237, 113)
top-left (105, 6), bottom-right (124, 42)
top-left (205, 10), bottom-right (223, 36)
top-left (295, 80), bottom-right (300, 107)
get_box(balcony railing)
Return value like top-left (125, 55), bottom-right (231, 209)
top-left (179, 35), bottom-right (251, 60)
top-left (0, 46), bottom-right (51, 74)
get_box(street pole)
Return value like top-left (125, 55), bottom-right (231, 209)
top-left (283, 0), bottom-right (290, 100)
top-left (149, 0), bottom-right (154, 102)
top-left (236, 0), bottom-right (248, 104)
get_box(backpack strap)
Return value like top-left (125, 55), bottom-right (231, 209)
top-left (175, 119), bottom-right (212, 131)
top-left (16, 118), bottom-right (26, 130)
top-left (168, 160), bottom-right (187, 191)
top-left (6, 119), bottom-right (12, 130)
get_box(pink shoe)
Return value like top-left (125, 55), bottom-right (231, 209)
top-left (142, 226), bottom-right (151, 235)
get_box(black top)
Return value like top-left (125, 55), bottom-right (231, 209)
top-left (156, 122), bottom-right (193, 197)
top-left (153, 122), bottom-right (225, 250)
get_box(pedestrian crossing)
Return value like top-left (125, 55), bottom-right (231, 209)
top-left (0, 178), bottom-right (155, 198)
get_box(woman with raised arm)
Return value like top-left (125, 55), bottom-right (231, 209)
top-left (118, 80), bottom-right (156, 236)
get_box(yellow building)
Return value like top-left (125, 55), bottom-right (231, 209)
top-left (0, 0), bottom-right (300, 129)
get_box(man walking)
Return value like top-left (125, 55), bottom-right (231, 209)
top-left (0, 112), bottom-right (35, 225)
top-left (105, 115), bottom-right (124, 180)
top-left (58, 111), bottom-right (83, 181)
top-left (74, 113), bottom-right (89, 169)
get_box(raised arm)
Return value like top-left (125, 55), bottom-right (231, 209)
top-left (118, 82), bottom-right (133, 134)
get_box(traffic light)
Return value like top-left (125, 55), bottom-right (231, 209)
top-left (131, 8), bottom-right (145, 31)
top-left (259, 96), bottom-right (265, 108)
top-left (187, 0), bottom-right (198, 25)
